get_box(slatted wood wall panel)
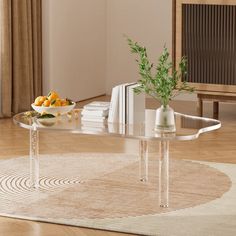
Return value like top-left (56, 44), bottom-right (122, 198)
top-left (182, 4), bottom-right (236, 85)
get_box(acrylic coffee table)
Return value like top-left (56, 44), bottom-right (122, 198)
top-left (13, 109), bottom-right (221, 208)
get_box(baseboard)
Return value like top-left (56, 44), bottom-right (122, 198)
top-left (76, 94), bottom-right (107, 103)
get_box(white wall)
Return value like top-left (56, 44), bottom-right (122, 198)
top-left (106, 0), bottom-right (172, 94)
top-left (42, 0), bottom-right (176, 100)
top-left (42, 0), bottom-right (107, 101)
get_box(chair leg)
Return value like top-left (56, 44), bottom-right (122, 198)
top-left (197, 98), bottom-right (203, 117)
top-left (213, 101), bottom-right (219, 119)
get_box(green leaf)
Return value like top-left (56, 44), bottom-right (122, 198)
top-left (38, 114), bottom-right (55, 119)
top-left (66, 98), bottom-right (73, 105)
top-left (126, 37), bottom-right (194, 105)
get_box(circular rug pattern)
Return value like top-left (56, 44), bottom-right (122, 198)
top-left (0, 153), bottom-right (231, 220)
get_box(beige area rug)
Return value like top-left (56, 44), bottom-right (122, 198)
top-left (0, 153), bottom-right (235, 236)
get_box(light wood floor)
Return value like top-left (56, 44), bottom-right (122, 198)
top-left (0, 97), bottom-right (236, 236)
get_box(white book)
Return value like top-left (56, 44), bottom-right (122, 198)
top-left (82, 109), bottom-right (109, 117)
top-left (81, 120), bottom-right (107, 128)
top-left (108, 123), bottom-right (118, 133)
top-left (81, 117), bottom-right (106, 123)
top-left (125, 82), bottom-right (137, 124)
top-left (83, 101), bottom-right (110, 111)
top-left (119, 85), bottom-right (125, 124)
top-left (109, 83), bottom-right (138, 124)
top-left (81, 126), bottom-right (105, 132)
top-left (145, 109), bottom-right (156, 136)
top-left (127, 84), bottom-right (145, 125)
top-left (108, 85), bottom-right (119, 123)
top-left (82, 115), bottom-right (107, 119)
top-left (119, 83), bottom-right (136, 124)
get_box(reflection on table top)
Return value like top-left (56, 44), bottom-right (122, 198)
top-left (13, 109), bottom-right (221, 141)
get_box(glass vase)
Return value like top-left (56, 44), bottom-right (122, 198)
top-left (155, 105), bottom-right (176, 133)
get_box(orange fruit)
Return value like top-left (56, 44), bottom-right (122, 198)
top-left (61, 99), bottom-right (67, 106)
top-left (42, 99), bottom-right (50, 107)
top-left (50, 99), bottom-right (61, 107)
top-left (39, 96), bottom-right (47, 104)
top-left (47, 91), bottom-right (59, 101)
top-left (34, 96), bottom-right (44, 106)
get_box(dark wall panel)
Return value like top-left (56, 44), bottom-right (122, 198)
top-left (182, 4), bottom-right (236, 85)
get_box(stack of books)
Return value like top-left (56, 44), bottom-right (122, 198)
top-left (81, 120), bottom-right (107, 132)
top-left (81, 101), bottom-right (110, 123)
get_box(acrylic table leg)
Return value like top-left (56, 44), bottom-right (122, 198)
top-left (139, 140), bottom-right (148, 182)
top-left (159, 140), bottom-right (169, 207)
top-left (30, 127), bottom-right (39, 188)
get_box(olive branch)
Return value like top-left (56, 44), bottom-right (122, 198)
top-left (127, 37), bottom-right (194, 108)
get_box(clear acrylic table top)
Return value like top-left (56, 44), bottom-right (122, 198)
top-left (13, 109), bottom-right (221, 141)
